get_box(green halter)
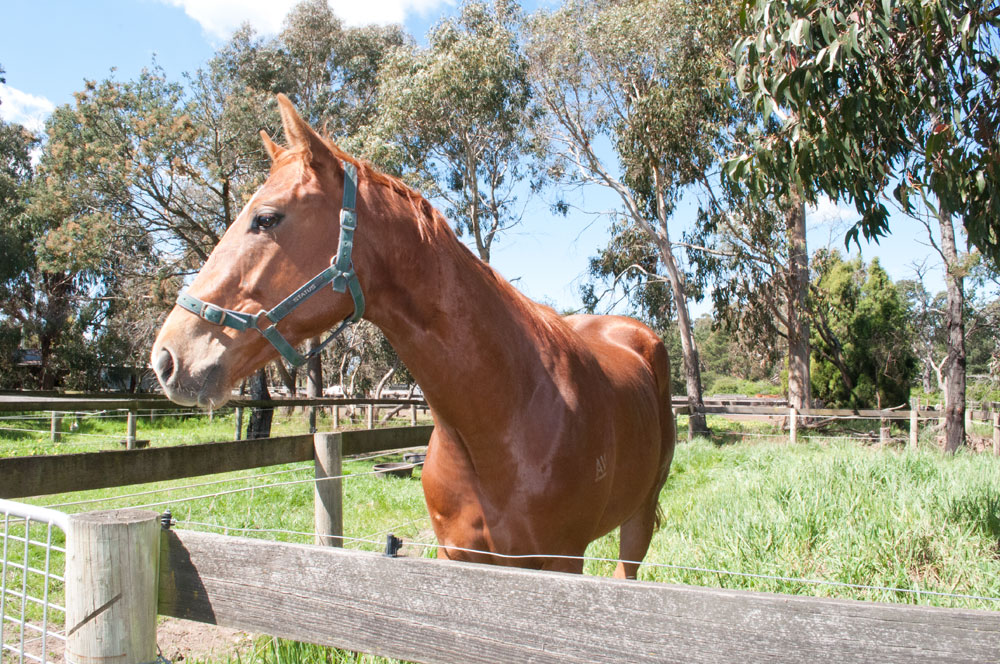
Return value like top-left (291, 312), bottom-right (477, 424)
top-left (176, 161), bottom-right (365, 367)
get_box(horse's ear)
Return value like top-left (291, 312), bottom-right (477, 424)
top-left (275, 93), bottom-right (330, 166)
top-left (260, 130), bottom-right (285, 162)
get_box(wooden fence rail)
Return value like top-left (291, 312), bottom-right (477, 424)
top-left (151, 524), bottom-right (995, 664)
top-left (0, 426), bottom-right (434, 499)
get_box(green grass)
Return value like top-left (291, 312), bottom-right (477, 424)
top-left (0, 407), bottom-right (398, 456)
top-left (4, 414), bottom-right (1000, 664)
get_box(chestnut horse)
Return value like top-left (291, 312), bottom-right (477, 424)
top-left (151, 95), bottom-right (675, 578)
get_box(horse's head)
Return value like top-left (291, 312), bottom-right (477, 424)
top-left (151, 95), bottom-right (365, 407)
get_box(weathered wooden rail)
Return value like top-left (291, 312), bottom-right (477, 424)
top-left (0, 426), bottom-right (434, 499)
top-left (48, 507), bottom-right (1000, 664)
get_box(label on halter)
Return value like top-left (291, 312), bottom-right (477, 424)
top-left (292, 282), bottom-right (319, 303)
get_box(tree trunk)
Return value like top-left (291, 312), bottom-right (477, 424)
top-left (921, 354), bottom-right (934, 393)
top-left (645, 166), bottom-right (707, 437)
top-left (785, 189), bottom-right (812, 410)
top-left (246, 368), bottom-right (273, 440)
top-left (938, 207), bottom-right (966, 453)
top-left (655, 235), bottom-right (708, 437)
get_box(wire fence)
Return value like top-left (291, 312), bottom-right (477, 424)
top-left (0, 501), bottom-right (68, 664)
top-left (169, 514), bottom-right (1000, 608)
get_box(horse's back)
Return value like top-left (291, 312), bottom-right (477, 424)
top-left (564, 314), bottom-right (670, 397)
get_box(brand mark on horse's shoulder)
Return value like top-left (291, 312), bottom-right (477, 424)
top-left (595, 454), bottom-right (608, 482)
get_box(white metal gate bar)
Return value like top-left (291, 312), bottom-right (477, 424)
top-left (0, 500), bottom-right (68, 664)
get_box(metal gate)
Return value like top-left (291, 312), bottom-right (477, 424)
top-left (0, 500), bottom-right (68, 664)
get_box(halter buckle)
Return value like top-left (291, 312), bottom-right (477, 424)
top-left (202, 304), bottom-right (225, 325)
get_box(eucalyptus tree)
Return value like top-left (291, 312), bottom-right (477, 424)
top-left (375, 0), bottom-right (541, 264)
top-left (0, 64), bottom-right (40, 386)
top-left (526, 0), bottom-right (739, 433)
top-left (730, 0), bottom-right (1000, 451)
top-left (212, 1), bottom-right (408, 399)
top-left (809, 252), bottom-right (917, 409)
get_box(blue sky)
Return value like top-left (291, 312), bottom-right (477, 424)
top-left (0, 0), bottom-right (950, 316)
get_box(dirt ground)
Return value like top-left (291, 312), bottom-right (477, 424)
top-left (7, 617), bottom-right (255, 664)
top-left (157, 617), bottom-right (257, 662)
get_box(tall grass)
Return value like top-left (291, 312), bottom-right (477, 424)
top-left (588, 438), bottom-right (1000, 610)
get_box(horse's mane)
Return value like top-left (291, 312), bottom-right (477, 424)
top-left (305, 136), bottom-right (574, 344)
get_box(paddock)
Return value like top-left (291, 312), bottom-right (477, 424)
top-left (2, 413), bottom-right (1000, 664)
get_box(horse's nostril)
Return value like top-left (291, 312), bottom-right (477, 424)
top-left (153, 347), bottom-right (176, 384)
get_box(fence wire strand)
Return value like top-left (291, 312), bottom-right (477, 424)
top-left (169, 518), bottom-right (1000, 606)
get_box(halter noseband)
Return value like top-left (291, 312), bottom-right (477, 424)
top-left (176, 161), bottom-right (365, 368)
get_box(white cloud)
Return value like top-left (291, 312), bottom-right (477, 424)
top-left (161, 0), bottom-right (451, 40)
top-left (0, 84), bottom-right (55, 133)
top-left (807, 195), bottom-right (857, 227)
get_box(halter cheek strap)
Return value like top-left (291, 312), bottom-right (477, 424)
top-left (176, 161), bottom-right (365, 367)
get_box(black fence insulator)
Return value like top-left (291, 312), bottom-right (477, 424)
top-left (160, 509), bottom-right (173, 530)
top-left (385, 533), bottom-right (403, 557)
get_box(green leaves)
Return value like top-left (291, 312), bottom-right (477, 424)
top-left (375, 0), bottom-right (541, 262)
top-left (730, 0), bottom-right (1000, 267)
top-left (788, 17), bottom-right (810, 45)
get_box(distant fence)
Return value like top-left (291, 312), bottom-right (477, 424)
top-left (3, 391), bottom-right (999, 454)
top-left (0, 393), bottom-right (431, 448)
top-left (683, 403), bottom-right (1000, 454)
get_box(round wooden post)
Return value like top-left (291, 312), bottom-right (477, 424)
top-left (314, 432), bottom-right (343, 547)
top-left (789, 407), bottom-right (798, 444)
top-left (410, 403), bottom-right (417, 426)
top-left (333, 405), bottom-right (340, 428)
top-left (909, 407), bottom-right (919, 450)
top-left (65, 509), bottom-right (160, 664)
top-left (51, 411), bottom-right (62, 443)
top-left (234, 406), bottom-right (244, 440)
top-left (367, 404), bottom-right (374, 429)
top-left (125, 409), bottom-right (137, 450)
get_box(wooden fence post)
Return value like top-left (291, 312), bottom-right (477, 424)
top-left (993, 410), bottom-right (999, 457)
top-left (126, 409), bottom-right (137, 450)
top-left (333, 405), bottom-right (340, 428)
top-left (909, 408), bottom-right (918, 450)
top-left (65, 509), bottom-right (160, 664)
top-left (234, 407), bottom-right (244, 441)
top-left (788, 407), bottom-right (797, 444)
top-left (367, 404), bottom-right (374, 430)
top-left (314, 432), bottom-right (343, 547)
top-left (410, 403), bottom-right (417, 426)
top-left (50, 411), bottom-right (62, 443)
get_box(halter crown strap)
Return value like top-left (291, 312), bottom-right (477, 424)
top-left (176, 160), bottom-right (364, 367)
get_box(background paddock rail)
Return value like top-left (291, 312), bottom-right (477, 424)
top-left (0, 426), bottom-right (434, 499)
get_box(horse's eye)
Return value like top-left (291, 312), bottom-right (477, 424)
top-left (252, 212), bottom-right (283, 230)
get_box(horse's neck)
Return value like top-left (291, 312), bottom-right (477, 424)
top-left (362, 185), bottom-right (557, 433)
